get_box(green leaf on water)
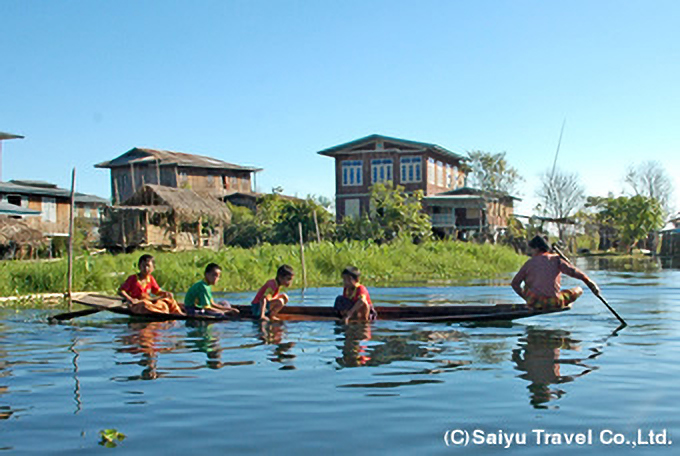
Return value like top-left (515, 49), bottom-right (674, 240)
top-left (99, 429), bottom-right (126, 447)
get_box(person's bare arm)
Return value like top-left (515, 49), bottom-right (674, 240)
top-left (343, 296), bottom-right (368, 323)
top-left (511, 265), bottom-right (527, 298)
top-left (559, 260), bottom-right (600, 294)
top-left (118, 289), bottom-right (140, 305)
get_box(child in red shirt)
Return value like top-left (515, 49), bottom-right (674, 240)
top-left (251, 265), bottom-right (294, 321)
top-left (334, 266), bottom-right (377, 323)
top-left (511, 236), bottom-right (600, 311)
top-left (119, 254), bottom-right (184, 315)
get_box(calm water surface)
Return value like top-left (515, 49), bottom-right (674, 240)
top-left (1, 264), bottom-right (679, 455)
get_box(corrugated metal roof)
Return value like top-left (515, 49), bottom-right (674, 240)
top-left (316, 134), bottom-right (465, 161)
top-left (0, 181), bottom-right (109, 204)
top-left (435, 186), bottom-right (521, 201)
top-left (95, 147), bottom-right (263, 172)
top-left (0, 202), bottom-right (41, 216)
top-left (0, 132), bottom-right (24, 140)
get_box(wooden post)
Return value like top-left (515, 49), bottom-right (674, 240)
top-left (155, 159), bottom-right (161, 185)
top-left (144, 210), bottom-right (149, 245)
top-left (67, 168), bottom-right (76, 311)
top-left (313, 210), bottom-right (321, 242)
top-left (120, 210), bottom-right (128, 251)
top-left (298, 222), bottom-right (307, 290)
top-left (130, 163), bottom-right (137, 194)
top-left (197, 216), bottom-right (203, 248)
top-left (113, 173), bottom-right (120, 206)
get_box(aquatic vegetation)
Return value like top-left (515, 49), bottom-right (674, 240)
top-left (0, 240), bottom-right (525, 297)
top-left (99, 429), bottom-right (126, 448)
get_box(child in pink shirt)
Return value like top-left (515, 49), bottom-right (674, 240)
top-left (511, 236), bottom-right (600, 311)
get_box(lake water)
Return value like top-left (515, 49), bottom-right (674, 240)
top-left (1, 263), bottom-right (679, 455)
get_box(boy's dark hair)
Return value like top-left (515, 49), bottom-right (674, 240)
top-left (205, 263), bottom-right (222, 275)
top-left (138, 254), bottom-right (154, 267)
top-left (528, 235), bottom-right (551, 253)
top-left (277, 264), bottom-right (295, 278)
top-left (341, 266), bottom-right (361, 281)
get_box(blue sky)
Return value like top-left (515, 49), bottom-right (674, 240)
top-left (2, 0), bottom-right (679, 215)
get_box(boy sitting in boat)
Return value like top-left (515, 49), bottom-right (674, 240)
top-left (334, 266), bottom-right (377, 323)
top-left (185, 263), bottom-right (239, 317)
top-left (251, 265), bottom-right (294, 321)
top-left (119, 254), bottom-right (184, 315)
top-left (511, 236), bottom-right (600, 311)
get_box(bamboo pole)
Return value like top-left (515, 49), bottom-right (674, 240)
top-left (552, 244), bottom-right (627, 327)
top-left (313, 210), bottom-right (321, 242)
top-left (298, 222), bottom-right (307, 290)
top-left (155, 159), bottom-right (161, 185)
top-left (67, 168), bottom-right (76, 310)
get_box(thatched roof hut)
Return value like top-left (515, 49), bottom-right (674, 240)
top-left (123, 184), bottom-right (231, 223)
top-left (101, 185), bottom-right (231, 251)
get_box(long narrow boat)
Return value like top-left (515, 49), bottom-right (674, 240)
top-left (53, 294), bottom-right (570, 323)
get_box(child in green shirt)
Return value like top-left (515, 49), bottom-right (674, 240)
top-left (184, 263), bottom-right (239, 317)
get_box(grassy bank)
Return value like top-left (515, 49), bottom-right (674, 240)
top-left (0, 240), bottom-right (525, 298)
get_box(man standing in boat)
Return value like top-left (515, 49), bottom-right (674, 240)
top-left (511, 236), bottom-right (600, 311)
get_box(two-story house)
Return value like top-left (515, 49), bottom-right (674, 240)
top-left (317, 134), bottom-right (467, 221)
top-left (95, 147), bottom-right (263, 204)
top-left (0, 180), bottom-right (109, 236)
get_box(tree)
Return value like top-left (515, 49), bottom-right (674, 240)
top-left (466, 150), bottom-right (524, 195)
top-left (589, 195), bottom-right (665, 252)
top-left (335, 182), bottom-right (432, 243)
top-left (536, 168), bottom-right (585, 240)
top-left (271, 198), bottom-right (334, 244)
top-left (369, 182), bottom-right (432, 242)
top-left (224, 195), bottom-right (334, 247)
top-left (624, 161), bottom-right (675, 215)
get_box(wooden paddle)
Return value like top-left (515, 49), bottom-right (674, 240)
top-left (552, 244), bottom-right (627, 327)
top-left (48, 307), bottom-right (103, 323)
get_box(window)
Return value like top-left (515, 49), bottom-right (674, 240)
top-left (41, 197), bottom-right (57, 223)
top-left (446, 164), bottom-right (453, 188)
top-left (371, 159), bottom-right (393, 184)
top-left (400, 157), bottom-right (422, 183)
top-left (84, 206), bottom-right (92, 218)
top-left (452, 166), bottom-right (459, 189)
top-left (344, 199), bottom-right (361, 218)
top-left (436, 161), bottom-right (444, 186)
top-left (467, 208), bottom-right (481, 219)
top-left (206, 175), bottom-right (215, 187)
top-left (341, 160), bottom-right (363, 186)
top-left (427, 158), bottom-right (435, 184)
top-left (7, 195), bottom-right (23, 206)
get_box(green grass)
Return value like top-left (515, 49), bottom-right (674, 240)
top-left (0, 240), bottom-right (526, 299)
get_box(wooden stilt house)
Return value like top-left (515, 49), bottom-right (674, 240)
top-left (100, 184), bottom-right (231, 251)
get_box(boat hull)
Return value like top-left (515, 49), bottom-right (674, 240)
top-left (69, 294), bottom-right (568, 323)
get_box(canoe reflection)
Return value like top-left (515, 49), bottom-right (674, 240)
top-left (116, 321), bottom-right (181, 380)
top-left (335, 323), bottom-right (466, 369)
top-left (256, 321), bottom-right (296, 369)
top-left (512, 327), bottom-right (598, 409)
top-left (115, 320), bottom-right (256, 380)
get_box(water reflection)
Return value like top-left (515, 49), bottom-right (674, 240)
top-left (334, 323), bottom-right (469, 370)
top-left (116, 321), bottom-right (181, 380)
top-left (512, 327), bottom-right (598, 409)
top-left (255, 321), bottom-right (296, 369)
top-left (0, 322), bottom-right (15, 421)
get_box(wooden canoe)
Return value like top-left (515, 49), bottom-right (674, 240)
top-left (60, 294), bottom-right (569, 323)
